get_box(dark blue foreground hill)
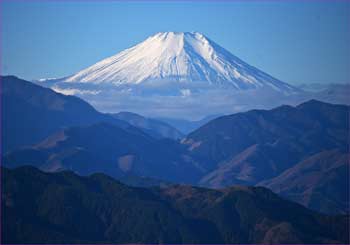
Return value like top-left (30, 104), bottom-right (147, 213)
top-left (2, 166), bottom-right (349, 244)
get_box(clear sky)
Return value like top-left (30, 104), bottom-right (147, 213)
top-left (1, 1), bottom-right (350, 85)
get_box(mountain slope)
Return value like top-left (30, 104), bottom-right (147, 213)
top-left (258, 149), bottom-right (350, 215)
top-left (198, 142), bottom-right (300, 187)
top-left (61, 32), bottom-right (296, 92)
top-left (184, 100), bottom-right (349, 173)
top-left (183, 100), bottom-right (349, 214)
top-left (0, 76), bottom-right (134, 153)
top-left (112, 112), bottom-right (184, 139)
top-left (2, 166), bottom-right (348, 244)
top-left (3, 123), bottom-right (203, 183)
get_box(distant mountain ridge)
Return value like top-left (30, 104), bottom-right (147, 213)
top-left (183, 99), bottom-right (349, 214)
top-left (112, 111), bottom-right (184, 139)
top-left (1, 76), bottom-right (185, 154)
top-left (184, 100), bottom-right (349, 172)
top-left (2, 76), bottom-right (349, 214)
top-left (156, 114), bottom-right (221, 134)
top-left (0, 76), bottom-right (134, 153)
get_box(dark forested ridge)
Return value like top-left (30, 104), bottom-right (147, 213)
top-left (2, 166), bottom-right (349, 244)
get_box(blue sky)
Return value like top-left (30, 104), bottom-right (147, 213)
top-left (1, 1), bottom-right (350, 85)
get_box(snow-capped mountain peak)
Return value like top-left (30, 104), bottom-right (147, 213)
top-left (63, 31), bottom-right (296, 92)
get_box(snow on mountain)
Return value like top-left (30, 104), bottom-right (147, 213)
top-left (36, 32), bottom-right (311, 119)
top-left (62, 32), bottom-right (296, 92)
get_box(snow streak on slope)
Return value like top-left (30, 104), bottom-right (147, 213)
top-left (64, 32), bottom-right (295, 92)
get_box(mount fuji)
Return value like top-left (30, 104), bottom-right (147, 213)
top-left (61, 32), bottom-right (295, 92)
top-left (38, 32), bottom-right (307, 119)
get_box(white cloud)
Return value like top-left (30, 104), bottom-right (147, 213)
top-left (180, 89), bottom-right (191, 97)
top-left (52, 86), bottom-right (101, 96)
top-left (45, 81), bottom-right (321, 120)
